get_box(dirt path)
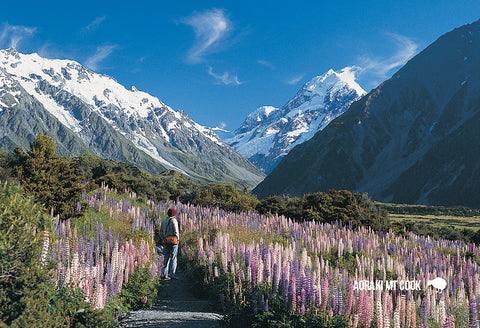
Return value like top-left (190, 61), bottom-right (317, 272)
top-left (118, 271), bottom-right (225, 328)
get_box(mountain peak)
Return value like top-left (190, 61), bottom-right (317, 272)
top-left (228, 68), bottom-right (365, 173)
top-left (1, 47), bottom-right (20, 59)
top-left (253, 19), bottom-right (480, 207)
top-left (0, 49), bottom-right (264, 187)
top-left (303, 67), bottom-right (366, 98)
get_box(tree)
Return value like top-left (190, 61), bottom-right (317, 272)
top-left (12, 133), bottom-right (84, 219)
top-left (192, 183), bottom-right (258, 213)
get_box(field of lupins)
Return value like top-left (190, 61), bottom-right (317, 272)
top-left (43, 184), bottom-right (480, 327)
top-left (41, 184), bottom-right (165, 310)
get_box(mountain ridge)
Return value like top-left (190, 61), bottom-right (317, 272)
top-left (0, 48), bottom-right (264, 187)
top-left (254, 19), bottom-right (480, 208)
top-left (227, 68), bottom-right (366, 173)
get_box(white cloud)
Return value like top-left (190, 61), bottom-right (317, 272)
top-left (182, 8), bottom-right (231, 64)
top-left (0, 23), bottom-right (36, 49)
top-left (82, 16), bottom-right (106, 33)
top-left (358, 32), bottom-right (419, 80)
top-left (257, 59), bottom-right (275, 70)
top-left (286, 74), bottom-right (305, 85)
top-left (84, 45), bottom-right (117, 71)
top-left (212, 122), bottom-right (230, 132)
top-left (38, 43), bottom-right (53, 58)
top-left (207, 66), bottom-right (242, 85)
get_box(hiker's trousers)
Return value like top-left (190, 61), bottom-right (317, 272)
top-left (163, 244), bottom-right (178, 278)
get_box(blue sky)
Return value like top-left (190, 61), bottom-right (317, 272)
top-left (1, 1), bottom-right (479, 133)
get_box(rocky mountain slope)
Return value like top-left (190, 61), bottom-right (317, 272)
top-left (254, 19), bottom-right (480, 208)
top-left (227, 69), bottom-right (365, 173)
top-left (0, 48), bottom-right (264, 187)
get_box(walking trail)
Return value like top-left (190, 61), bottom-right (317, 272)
top-left (118, 271), bottom-right (225, 328)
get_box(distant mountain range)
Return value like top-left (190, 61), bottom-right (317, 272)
top-left (0, 48), bottom-right (264, 187)
top-left (227, 69), bottom-right (365, 173)
top-left (255, 19), bottom-right (480, 208)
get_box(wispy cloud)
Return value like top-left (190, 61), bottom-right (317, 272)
top-left (0, 23), bottom-right (36, 49)
top-left (358, 32), bottom-right (419, 80)
top-left (38, 42), bottom-right (54, 58)
top-left (82, 16), bottom-right (106, 33)
top-left (207, 66), bottom-right (242, 85)
top-left (286, 74), bottom-right (305, 85)
top-left (212, 122), bottom-right (230, 132)
top-left (182, 8), bottom-right (231, 64)
top-left (84, 45), bottom-right (117, 71)
top-left (257, 59), bottom-right (275, 70)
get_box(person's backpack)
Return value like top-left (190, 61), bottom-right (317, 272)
top-left (164, 218), bottom-right (178, 245)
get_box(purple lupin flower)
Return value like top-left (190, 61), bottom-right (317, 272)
top-left (469, 298), bottom-right (477, 328)
top-left (336, 287), bottom-right (343, 315)
top-left (290, 273), bottom-right (297, 312)
top-left (272, 263), bottom-right (279, 294)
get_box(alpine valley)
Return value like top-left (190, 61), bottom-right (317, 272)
top-left (254, 19), bottom-right (480, 208)
top-left (227, 68), bottom-right (366, 174)
top-left (0, 48), bottom-right (264, 187)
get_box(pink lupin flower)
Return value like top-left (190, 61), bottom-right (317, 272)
top-left (408, 299), bottom-right (417, 328)
top-left (399, 294), bottom-right (406, 326)
top-left (321, 278), bottom-right (328, 311)
top-left (375, 291), bottom-right (383, 328)
top-left (257, 258), bottom-right (264, 285)
top-left (361, 294), bottom-right (373, 328)
top-left (393, 309), bottom-right (400, 328)
top-left (353, 314), bottom-right (359, 328)
top-left (383, 313), bottom-right (390, 328)
top-left (345, 282), bottom-right (354, 317)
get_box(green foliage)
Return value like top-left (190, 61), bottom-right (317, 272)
top-left (248, 302), bottom-right (349, 328)
top-left (12, 133), bottom-right (84, 219)
top-left (378, 202), bottom-right (480, 217)
top-left (119, 267), bottom-right (161, 311)
top-left (0, 149), bottom-right (17, 185)
top-left (77, 153), bottom-right (199, 203)
top-left (391, 220), bottom-right (476, 243)
top-left (43, 286), bottom-right (108, 328)
top-left (0, 182), bottom-right (110, 327)
top-left (0, 182), bottom-right (47, 283)
top-left (191, 183), bottom-right (258, 213)
top-left (257, 190), bottom-right (389, 231)
top-left (2, 280), bottom-right (109, 327)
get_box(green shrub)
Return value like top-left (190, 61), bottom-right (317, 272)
top-left (118, 267), bottom-right (161, 311)
top-left (191, 183), bottom-right (258, 213)
top-left (0, 182), bottom-right (47, 285)
top-left (0, 182), bottom-right (111, 327)
top-left (77, 153), bottom-right (199, 203)
top-left (257, 190), bottom-right (388, 231)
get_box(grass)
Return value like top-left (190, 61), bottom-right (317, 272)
top-left (69, 189), bottom-right (154, 246)
top-left (388, 213), bottom-right (480, 232)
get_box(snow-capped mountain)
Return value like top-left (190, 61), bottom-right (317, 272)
top-left (255, 19), bottom-right (480, 208)
top-left (0, 48), bottom-right (264, 186)
top-left (227, 68), bottom-right (366, 173)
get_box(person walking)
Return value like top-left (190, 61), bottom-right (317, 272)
top-left (159, 208), bottom-right (179, 280)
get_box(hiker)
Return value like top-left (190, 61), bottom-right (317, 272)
top-left (158, 208), bottom-right (179, 280)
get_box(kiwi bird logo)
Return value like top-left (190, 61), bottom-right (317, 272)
top-left (427, 277), bottom-right (447, 291)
